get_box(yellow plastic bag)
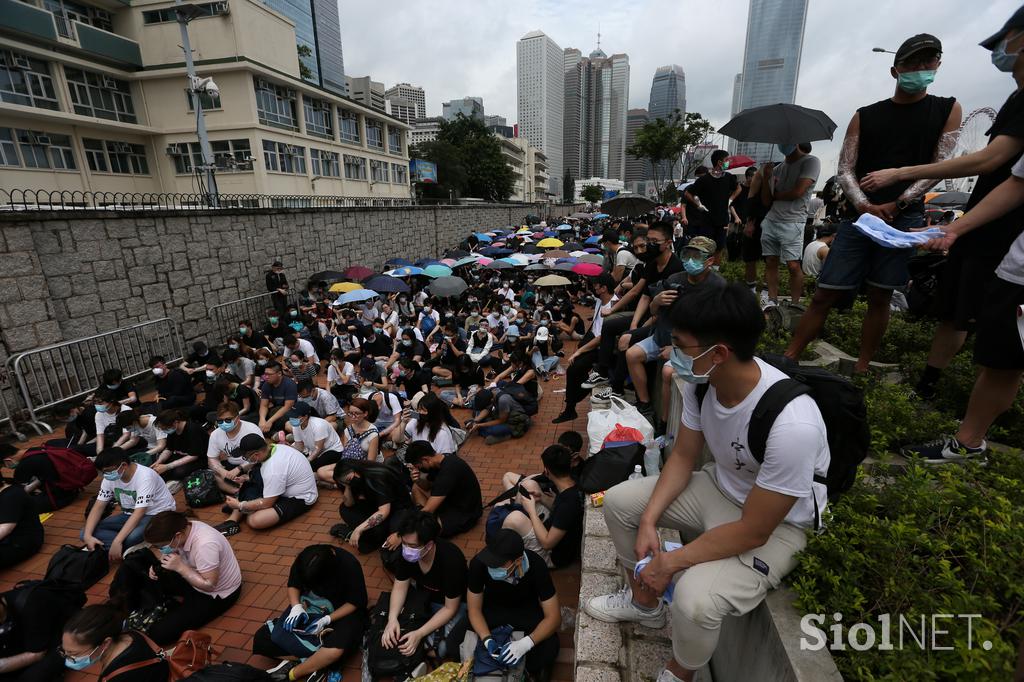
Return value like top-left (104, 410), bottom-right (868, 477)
top-left (411, 660), bottom-right (472, 681)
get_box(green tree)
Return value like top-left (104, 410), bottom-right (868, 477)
top-left (661, 182), bottom-right (679, 204)
top-left (296, 44), bottom-right (313, 80)
top-left (413, 114), bottom-right (514, 202)
top-left (580, 184), bottom-right (604, 204)
top-left (627, 110), bottom-right (715, 189)
top-left (562, 169), bottom-right (575, 203)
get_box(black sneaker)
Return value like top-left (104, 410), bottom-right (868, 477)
top-left (329, 523), bottom-right (352, 539)
top-left (636, 401), bottom-right (656, 424)
top-left (913, 380), bottom-right (937, 401)
top-left (581, 371), bottom-right (609, 389)
top-left (551, 411), bottom-right (578, 424)
top-left (901, 436), bottom-right (987, 464)
top-left (484, 433), bottom-right (512, 445)
top-left (267, 661), bottom-right (297, 682)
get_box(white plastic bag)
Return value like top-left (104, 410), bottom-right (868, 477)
top-left (586, 396), bottom-right (654, 454)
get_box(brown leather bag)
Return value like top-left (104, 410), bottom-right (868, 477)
top-left (100, 630), bottom-right (215, 681)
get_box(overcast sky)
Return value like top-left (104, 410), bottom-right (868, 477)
top-left (340, 0), bottom-right (1020, 173)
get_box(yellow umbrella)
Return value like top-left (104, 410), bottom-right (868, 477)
top-left (537, 238), bottom-right (564, 248)
top-left (329, 281), bottom-right (363, 293)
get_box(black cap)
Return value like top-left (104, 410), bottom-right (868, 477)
top-left (477, 529), bottom-right (525, 568)
top-left (272, 260), bottom-right (283, 267)
top-left (981, 6), bottom-right (1024, 50)
top-left (894, 34), bottom-right (942, 65)
top-left (228, 433), bottom-right (268, 459)
top-left (286, 402), bottom-right (312, 419)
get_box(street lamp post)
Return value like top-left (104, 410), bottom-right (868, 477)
top-left (175, 0), bottom-right (219, 207)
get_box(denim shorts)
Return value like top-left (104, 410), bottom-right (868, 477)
top-left (760, 218), bottom-right (804, 262)
top-left (634, 334), bottom-right (663, 362)
top-left (817, 211), bottom-right (924, 290)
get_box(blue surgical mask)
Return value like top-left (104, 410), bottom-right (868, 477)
top-left (669, 345), bottom-right (719, 384)
top-left (487, 565), bottom-right (510, 581)
top-left (778, 144), bottom-right (797, 157)
top-left (64, 644), bottom-right (104, 671)
top-left (102, 468), bottom-right (121, 481)
top-left (106, 383), bottom-right (119, 390)
top-left (683, 258), bottom-right (707, 276)
top-left (217, 419), bottom-right (236, 432)
top-left (95, 404), bottom-right (108, 413)
top-left (896, 69), bottom-right (935, 94)
top-left (992, 38), bottom-right (1021, 72)
top-left (290, 322), bottom-right (303, 331)
top-left (288, 417), bottom-right (302, 427)
top-left (159, 545), bottom-right (175, 555)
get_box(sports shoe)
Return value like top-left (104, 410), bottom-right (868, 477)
top-left (267, 661), bottom-right (296, 681)
top-left (581, 370), bottom-right (609, 389)
top-left (759, 290), bottom-right (775, 309)
top-left (485, 433), bottom-right (511, 445)
top-left (551, 411), bottom-right (578, 424)
top-left (636, 401), bottom-right (656, 424)
top-left (590, 386), bottom-right (620, 406)
top-left (585, 586), bottom-right (666, 629)
top-left (166, 480), bottom-right (183, 495)
top-left (902, 436), bottom-right (987, 464)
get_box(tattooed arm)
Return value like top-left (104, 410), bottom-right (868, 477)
top-left (836, 113), bottom-right (873, 214)
top-left (349, 503), bottom-right (392, 547)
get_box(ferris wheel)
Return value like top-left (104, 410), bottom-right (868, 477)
top-left (944, 107), bottom-right (997, 193)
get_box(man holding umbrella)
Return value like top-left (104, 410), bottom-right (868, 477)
top-left (784, 34), bottom-right (962, 373)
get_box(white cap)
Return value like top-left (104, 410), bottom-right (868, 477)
top-left (535, 326), bottom-right (550, 342)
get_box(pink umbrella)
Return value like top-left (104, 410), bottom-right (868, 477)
top-left (572, 262), bottom-right (604, 276)
top-left (493, 241), bottom-right (506, 247)
top-left (440, 258), bottom-right (456, 266)
top-left (475, 257), bottom-right (494, 266)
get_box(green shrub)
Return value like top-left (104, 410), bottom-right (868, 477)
top-left (789, 454), bottom-right (1024, 681)
top-left (861, 379), bottom-right (958, 455)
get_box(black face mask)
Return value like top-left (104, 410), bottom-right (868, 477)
top-left (638, 245), bottom-right (660, 261)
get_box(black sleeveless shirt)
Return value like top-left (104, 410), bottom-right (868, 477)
top-left (855, 95), bottom-right (957, 205)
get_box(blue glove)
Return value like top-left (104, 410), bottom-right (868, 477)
top-left (484, 636), bottom-right (501, 659)
top-left (283, 604), bottom-right (307, 631)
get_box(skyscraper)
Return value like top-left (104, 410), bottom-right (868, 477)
top-left (625, 109), bottom-right (650, 183)
top-left (733, 0), bottom-right (809, 162)
top-left (563, 45), bottom-right (630, 182)
top-left (385, 83), bottom-right (427, 120)
top-left (442, 97), bottom-right (485, 121)
top-left (648, 65), bottom-right (686, 121)
top-left (346, 76), bottom-right (385, 111)
top-left (728, 73), bottom-right (743, 154)
top-left (260, 0), bottom-right (345, 95)
top-left (517, 30), bottom-right (564, 197)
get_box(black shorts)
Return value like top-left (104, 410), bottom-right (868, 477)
top-left (973, 277), bottom-right (1024, 370)
top-left (742, 224), bottom-right (763, 263)
top-left (273, 496), bottom-right (313, 523)
top-left (320, 611), bottom-right (367, 651)
top-left (936, 242), bottom-right (1007, 331)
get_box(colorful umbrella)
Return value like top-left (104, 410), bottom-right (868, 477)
top-left (328, 281), bottom-right (363, 293)
top-left (450, 256), bottom-right (478, 268)
top-left (578, 254), bottom-right (604, 265)
top-left (555, 224), bottom-right (573, 231)
top-left (726, 154), bottom-right (756, 168)
top-left (386, 266), bottom-right (427, 277)
top-left (534, 275), bottom-right (572, 287)
top-left (343, 265), bottom-right (374, 281)
top-left (363, 275), bottom-right (409, 293)
top-left (440, 258), bottom-right (456, 266)
top-left (537, 238), bottom-right (564, 248)
top-left (472, 233), bottom-right (493, 243)
top-left (546, 250), bottom-right (570, 259)
top-left (584, 247), bottom-right (601, 254)
top-left (585, 235), bottom-right (601, 244)
top-left (475, 257), bottom-right (494, 266)
top-left (572, 262), bottom-right (604, 276)
top-left (335, 289), bottom-right (378, 304)
top-left (593, 213), bottom-right (610, 219)
top-left (554, 263), bottom-right (577, 272)
top-left (496, 257), bottom-right (523, 267)
top-left (424, 264), bottom-right (453, 278)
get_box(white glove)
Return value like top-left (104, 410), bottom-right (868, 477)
top-left (499, 635), bottom-right (534, 665)
top-left (305, 615), bottom-right (331, 635)
top-left (283, 604), bottom-right (306, 631)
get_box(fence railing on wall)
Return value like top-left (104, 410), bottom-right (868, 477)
top-left (4, 318), bottom-right (185, 437)
top-left (207, 292), bottom-right (303, 345)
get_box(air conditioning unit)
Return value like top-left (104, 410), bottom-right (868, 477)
top-left (115, 142), bottom-right (132, 152)
top-left (14, 56), bottom-right (32, 70)
top-left (102, 75), bottom-right (118, 88)
top-left (285, 88), bottom-right (296, 98)
top-left (256, 78), bottom-right (270, 90)
top-left (283, 145), bottom-right (297, 156)
top-left (165, 144), bottom-right (180, 156)
top-left (210, 1), bottom-right (229, 14)
top-left (32, 134), bottom-right (51, 145)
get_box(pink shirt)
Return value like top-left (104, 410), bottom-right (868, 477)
top-left (181, 520), bottom-right (242, 598)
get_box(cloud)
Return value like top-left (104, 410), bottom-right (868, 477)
top-left (339, 0), bottom-right (1019, 173)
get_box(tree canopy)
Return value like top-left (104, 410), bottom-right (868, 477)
top-left (411, 114), bottom-right (515, 202)
top-left (626, 110), bottom-right (715, 191)
top-left (580, 184), bottom-right (604, 204)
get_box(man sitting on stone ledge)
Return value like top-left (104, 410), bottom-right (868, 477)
top-left (584, 283), bottom-right (830, 682)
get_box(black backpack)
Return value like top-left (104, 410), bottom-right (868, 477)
top-left (365, 589), bottom-right (433, 677)
top-left (184, 469), bottom-right (225, 508)
top-left (697, 354), bottom-right (869, 528)
top-left (187, 662), bottom-right (272, 681)
top-left (576, 443), bottom-right (646, 494)
top-left (46, 544), bottom-right (110, 591)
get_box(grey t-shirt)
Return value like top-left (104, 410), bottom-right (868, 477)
top-left (766, 154), bottom-right (821, 224)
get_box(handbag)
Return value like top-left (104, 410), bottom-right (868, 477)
top-left (169, 630), bottom-right (215, 678)
top-left (586, 396), bottom-right (654, 454)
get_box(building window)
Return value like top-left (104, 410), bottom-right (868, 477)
top-left (65, 67), bottom-right (136, 123)
top-left (0, 129), bottom-right (19, 166)
top-left (15, 129), bottom-right (49, 168)
top-left (185, 90), bottom-right (221, 111)
top-left (12, 129), bottom-right (75, 169)
top-left (387, 126), bottom-right (402, 154)
top-left (343, 154), bottom-right (366, 180)
top-left (47, 134), bottom-right (76, 169)
top-left (370, 159), bottom-right (389, 182)
top-left (339, 109), bottom-right (360, 144)
top-left (311, 149), bottom-right (340, 177)
top-left (142, 2), bottom-right (221, 24)
top-left (82, 138), bottom-right (148, 174)
top-left (303, 97), bottom-right (333, 139)
top-left (44, 0), bottom-right (112, 38)
top-left (0, 52), bottom-right (60, 110)
top-left (366, 120), bottom-right (383, 148)
top-left (172, 139), bottom-right (250, 173)
top-left (262, 139), bottom-right (306, 174)
top-left (391, 163), bottom-right (407, 184)
top-left (254, 77), bottom-right (298, 130)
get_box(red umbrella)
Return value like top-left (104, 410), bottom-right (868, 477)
top-left (343, 265), bottom-right (375, 281)
top-left (669, 205), bottom-right (683, 215)
top-left (726, 155), bottom-right (756, 168)
top-left (572, 262), bottom-right (604, 276)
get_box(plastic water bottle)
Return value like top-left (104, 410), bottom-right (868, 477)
top-left (628, 465), bottom-right (644, 481)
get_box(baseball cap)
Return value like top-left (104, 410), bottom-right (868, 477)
top-left (685, 236), bottom-right (717, 256)
top-left (506, 324), bottom-right (520, 338)
top-left (894, 33), bottom-right (942, 65)
top-left (535, 326), bottom-right (550, 342)
top-left (286, 402), bottom-right (312, 419)
top-left (477, 528), bottom-right (525, 568)
top-left (229, 433), bottom-right (268, 459)
top-left (981, 6), bottom-right (1024, 49)
top-left (272, 260), bottom-right (283, 267)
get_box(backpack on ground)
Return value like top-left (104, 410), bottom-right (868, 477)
top-left (187, 662), bottom-right (271, 681)
top-left (696, 353), bottom-right (869, 527)
top-left (46, 544), bottom-right (110, 591)
top-left (5, 578), bottom-right (87, 631)
top-left (576, 443), bottom-right (645, 494)
top-left (25, 445), bottom-right (96, 509)
top-left (365, 589), bottom-right (433, 678)
top-left (184, 469), bottom-right (224, 508)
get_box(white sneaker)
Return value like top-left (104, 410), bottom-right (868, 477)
top-left (166, 480), bottom-right (183, 495)
top-left (759, 290), bottom-right (774, 309)
top-left (585, 586), bottom-right (666, 629)
top-left (590, 386), bottom-right (619, 406)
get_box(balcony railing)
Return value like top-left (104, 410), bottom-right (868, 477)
top-left (0, 0), bottom-right (141, 66)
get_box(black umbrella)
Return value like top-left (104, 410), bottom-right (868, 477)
top-left (563, 242), bottom-right (583, 251)
top-left (484, 260), bottom-right (514, 270)
top-left (600, 195), bottom-right (657, 217)
top-left (446, 249), bottom-right (470, 258)
top-left (720, 103), bottom-right (837, 144)
top-left (525, 263), bottom-right (549, 271)
top-left (926, 191), bottom-right (970, 207)
top-left (308, 270), bottom-right (347, 283)
top-left (428, 276), bottom-right (469, 297)
top-left (362, 275), bottom-right (409, 293)
top-left (522, 245), bottom-right (542, 254)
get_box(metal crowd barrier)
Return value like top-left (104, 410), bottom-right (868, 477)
top-left (5, 318), bottom-right (185, 435)
top-left (207, 292), bottom-right (301, 343)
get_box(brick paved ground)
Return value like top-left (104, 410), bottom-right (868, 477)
top-left (0, 360), bottom-right (591, 681)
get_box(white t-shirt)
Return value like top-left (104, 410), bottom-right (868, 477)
top-left (228, 357), bottom-right (257, 382)
top-left (614, 248), bottom-right (639, 272)
top-left (591, 295), bottom-right (618, 337)
top-left (681, 358), bottom-right (830, 529)
top-left (130, 415), bottom-right (165, 449)
top-left (207, 421), bottom-right (264, 467)
top-left (288, 338), bottom-right (319, 365)
top-left (327, 362), bottom-right (356, 387)
top-left (97, 463), bottom-right (177, 514)
top-left (303, 387), bottom-right (342, 417)
top-left (802, 240), bottom-right (829, 277)
top-left (260, 443), bottom-right (318, 504)
top-left (404, 419), bottom-right (457, 455)
top-left (998, 155), bottom-right (1024, 285)
top-left (95, 404), bottom-right (131, 438)
top-left (381, 310), bottom-right (400, 328)
top-left (497, 287), bottom-right (516, 302)
top-left (293, 416), bottom-right (343, 454)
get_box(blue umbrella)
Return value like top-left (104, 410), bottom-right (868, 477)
top-left (496, 257), bottom-right (523, 267)
top-left (416, 258), bottom-right (441, 267)
top-left (584, 247), bottom-right (602, 254)
top-left (585, 235), bottom-right (601, 245)
top-left (479, 247), bottom-right (513, 257)
top-left (555, 257), bottom-right (578, 264)
top-left (335, 289), bottom-right (378, 304)
top-left (450, 256), bottom-right (477, 268)
top-left (543, 231), bottom-right (556, 237)
top-left (424, 264), bottom-right (453, 278)
top-left (593, 213), bottom-right (610, 219)
top-left (385, 257), bottom-right (413, 267)
top-left (555, 224), bottom-right (573, 231)
top-left (387, 266), bottom-right (427, 277)
top-left (472, 233), bottom-right (493, 242)
top-left (363, 275), bottom-right (409, 293)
